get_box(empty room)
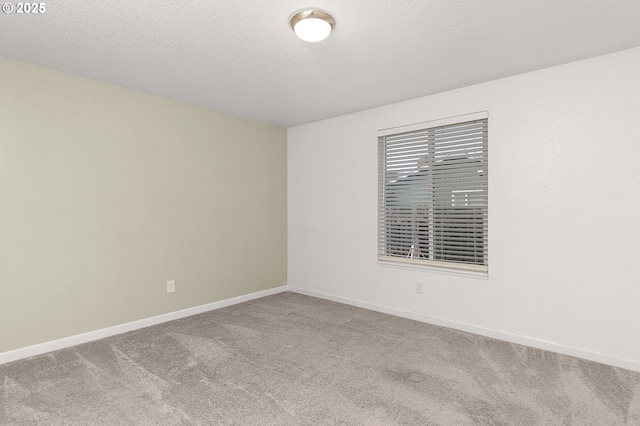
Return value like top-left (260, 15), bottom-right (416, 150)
top-left (1, 1), bottom-right (640, 424)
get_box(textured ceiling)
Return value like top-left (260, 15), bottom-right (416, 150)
top-left (2, 1), bottom-right (640, 127)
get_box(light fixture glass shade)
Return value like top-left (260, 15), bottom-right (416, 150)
top-left (290, 10), bottom-right (335, 43)
top-left (294, 18), bottom-right (331, 42)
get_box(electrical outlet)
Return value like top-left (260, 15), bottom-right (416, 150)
top-left (415, 282), bottom-right (423, 294)
top-left (167, 280), bottom-right (175, 293)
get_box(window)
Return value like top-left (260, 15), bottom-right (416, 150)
top-left (378, 112), bottom-right (488, 273)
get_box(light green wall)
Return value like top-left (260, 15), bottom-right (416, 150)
top-left (0, 57), bottom-right (287, 353)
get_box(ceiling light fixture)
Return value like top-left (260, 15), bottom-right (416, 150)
top-left (290, 10), bottom-right (335, 42)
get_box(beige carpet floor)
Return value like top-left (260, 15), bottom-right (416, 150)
top-left (1, 291), bottom-right (639, 425)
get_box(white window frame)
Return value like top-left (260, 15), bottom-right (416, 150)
top-left (377, 112), bottom-right (488, 274)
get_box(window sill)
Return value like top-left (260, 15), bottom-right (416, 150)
top-left (377, 258), bottom-right (489, 280)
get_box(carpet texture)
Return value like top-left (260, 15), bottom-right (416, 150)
top-left (1, 291), bottom-right (639, 425)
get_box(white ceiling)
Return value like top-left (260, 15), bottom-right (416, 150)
top-left (2, 1), bottom-right (640, 127)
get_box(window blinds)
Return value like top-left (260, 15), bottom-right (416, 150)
top-left (378, 115), bottom-right (488, 272)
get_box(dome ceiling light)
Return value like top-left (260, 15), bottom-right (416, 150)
top-left (290, 10), bottom-right (336, 43)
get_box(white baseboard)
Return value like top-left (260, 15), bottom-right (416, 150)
top-left (289, 286), bottom-right (640, 373)
top-left (0, 286), bottom-right (289, 366)
top-left (5, 285), bottom-right (638, 373)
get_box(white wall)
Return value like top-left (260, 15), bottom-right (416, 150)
top-left (0, 57), bottom-right (287, 354)
top-left (288, 47), bottom-right (640, 371)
